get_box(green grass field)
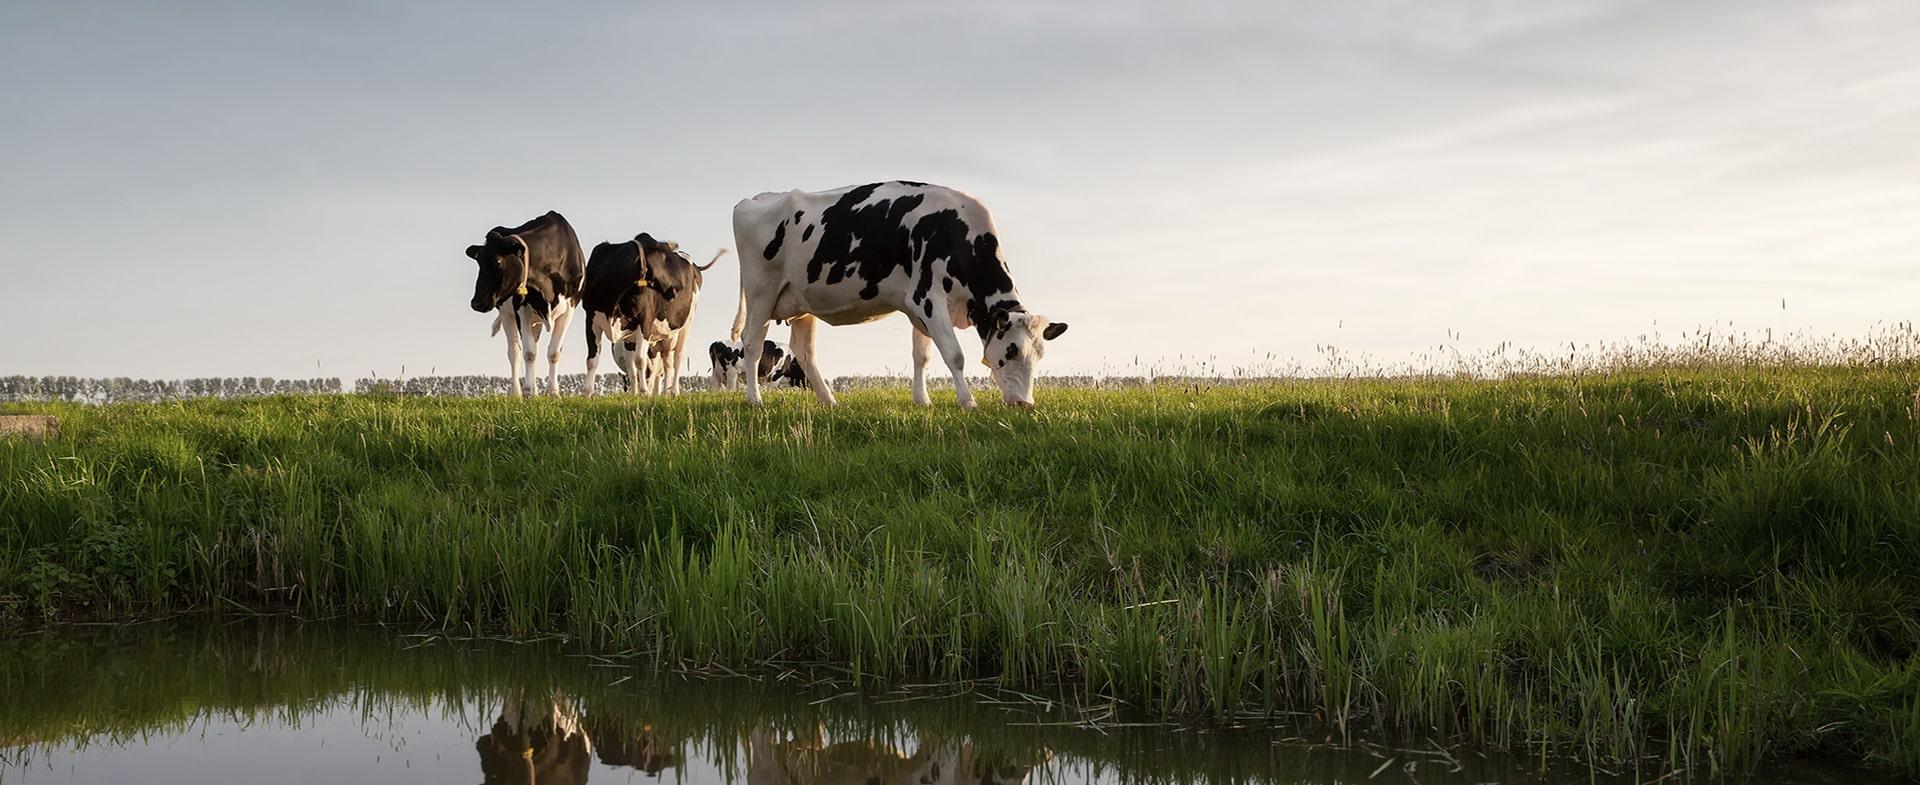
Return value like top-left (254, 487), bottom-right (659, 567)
top-left (4, 368), bottom-right (1918, 775)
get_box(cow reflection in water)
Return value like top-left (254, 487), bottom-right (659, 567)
top-left (747, 727), bottom-right (1049, 785)
top-left (585, 715), bottom-right (680, 777)
top-left (475, 694), bottom-right (593, 785)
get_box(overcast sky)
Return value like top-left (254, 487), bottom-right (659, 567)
top-left (4, 0), bottom-right (1917, 380)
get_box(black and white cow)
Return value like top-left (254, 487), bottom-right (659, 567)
top-left (709, 339), bottom-right (808, 390)
top-left (581, 234), bottom-right (724, 396)
top-left (730, 182), bottom-right (1067, 408)
top-left (464, 211), bottom-right (585, 397)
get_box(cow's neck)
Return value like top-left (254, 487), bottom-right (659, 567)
top-left (967, 293), bottom-right (1024, 341)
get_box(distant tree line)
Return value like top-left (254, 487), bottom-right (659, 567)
top-left (1, 374), bottom-right (1272, 404)
top-left (22, 322), bottom-right (1912, 404)
top-left (0, 376), bottom-right (344, 404)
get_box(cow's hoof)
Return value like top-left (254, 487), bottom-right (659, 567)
top-left (957, 400), bottom-right (978, 410)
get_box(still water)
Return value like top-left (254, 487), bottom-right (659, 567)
top-left (0, 620), bottom-right (1894, 785)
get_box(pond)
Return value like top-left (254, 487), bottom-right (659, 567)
top-left (0, 619), bottom-right (1895, 785)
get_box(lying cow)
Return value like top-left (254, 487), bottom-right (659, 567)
top-left (730, 182), bottom-right (1067, 408)
top-left (464, 211), bottom-right (586, 397)
top-left (581, 234), bottom-right (724, 396)
top-left (709, 339), bottom-right (808, 391)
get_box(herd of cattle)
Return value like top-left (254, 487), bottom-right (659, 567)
top-left (463, 181), bottom-right (1068, 408)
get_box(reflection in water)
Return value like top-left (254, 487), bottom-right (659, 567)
top-left (476, 694), bottom-right (593, 785)
top-left (747, 727), bottom-right (1048, 785)
top-left (587, 715), bottom-right (678, 777)
top-left (0, 619), bottom-right (1898, 785)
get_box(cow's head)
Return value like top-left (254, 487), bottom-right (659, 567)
top-left (633, 236), bottom-right (682, 301)
top-left (464, 230), bottom-right (531, 312)
top-left (983, 310), bottom-right (1068, 408)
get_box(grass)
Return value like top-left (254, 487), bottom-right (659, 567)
top-left (2, 365), bottom-right (1918, 776)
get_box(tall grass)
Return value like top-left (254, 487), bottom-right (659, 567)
top-left (2, 364), bottom-right (1918, 776)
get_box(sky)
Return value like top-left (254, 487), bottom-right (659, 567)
top-left (3, 0), bottom-right (1918, 381)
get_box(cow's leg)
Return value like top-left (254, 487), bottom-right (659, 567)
top-left (640, 344), bottom-right (657, 396)
top-left (910, 326), bottom-right (934, 407)
top-left (545, 301), bottom-right (574, 396)
top-left (922, 316), bottom-right (977, 409)
top-left (610, 339), bottom-right (629, 393)
top-left (500, 305), bottom-right (526, 398)
top-left (640, 346), bottom-right (656, 396)
top-left (648, 343), bottom-right (667, 396)
top-left (786, 314), bottom-right (837, 407)
top-left (740, 311), bottom-right (774, 406)
top-left (516, 306), bottom-right (540, 396)
top-left (583, 313), bottom-right (605, 397)
top-left (617, 341), bottom-right (640, 395)
top-left (666, 328), bottom-right (692, 395)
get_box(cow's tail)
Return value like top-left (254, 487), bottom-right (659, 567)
top-left (695, 247), bottom-right (729, 272)
top-left (728, 283), bottom-right (747, 342)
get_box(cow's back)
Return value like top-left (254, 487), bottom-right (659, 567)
top-left (512, 211), bottom-right (587, 300)
top-left (581, 241), bottom-right (641, 316)
top-left (733, 182), bottom-right (999, 298)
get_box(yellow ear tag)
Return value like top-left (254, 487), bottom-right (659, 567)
top-left (635, 279), bottom-right (651, 288)
top-left (521, 747), bottom-right (535, 759)
top-left (515, 286), bottom-right (528, 296)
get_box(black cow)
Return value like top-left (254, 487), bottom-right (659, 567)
top-left (581, 234), bottom-right (724, 396)
top-left (463, 211), bottom-right (585, 397)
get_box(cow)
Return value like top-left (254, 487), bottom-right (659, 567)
top-left (709, 339), bottom-right (808, 391)
top-left (580, 234), bottom-right (725, 396)
top-left (463, 211), bottom-right (585, 397)
top-left (730, 182), bottom-right (1067, 409)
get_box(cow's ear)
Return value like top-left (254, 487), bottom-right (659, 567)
top-left (1043, 322), bottom-right (1069, 341)
top-left (465, 245), bottom-right (484, 260)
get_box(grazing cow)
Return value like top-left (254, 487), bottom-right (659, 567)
top-left (730, 182), bottom-right (1067, 408)
top-left (709, 339), bottom-right (808, 390)
top-left (580, 235), bottom-right (725, 396)
top-left (464, 211), bottom-right (585, 397)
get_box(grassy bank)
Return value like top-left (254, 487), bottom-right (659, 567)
top-left (3, 368), bottom-right (1919, 775)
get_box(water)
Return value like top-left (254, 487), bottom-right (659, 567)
top-left (0, 620), bottom-right (1893, 785)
